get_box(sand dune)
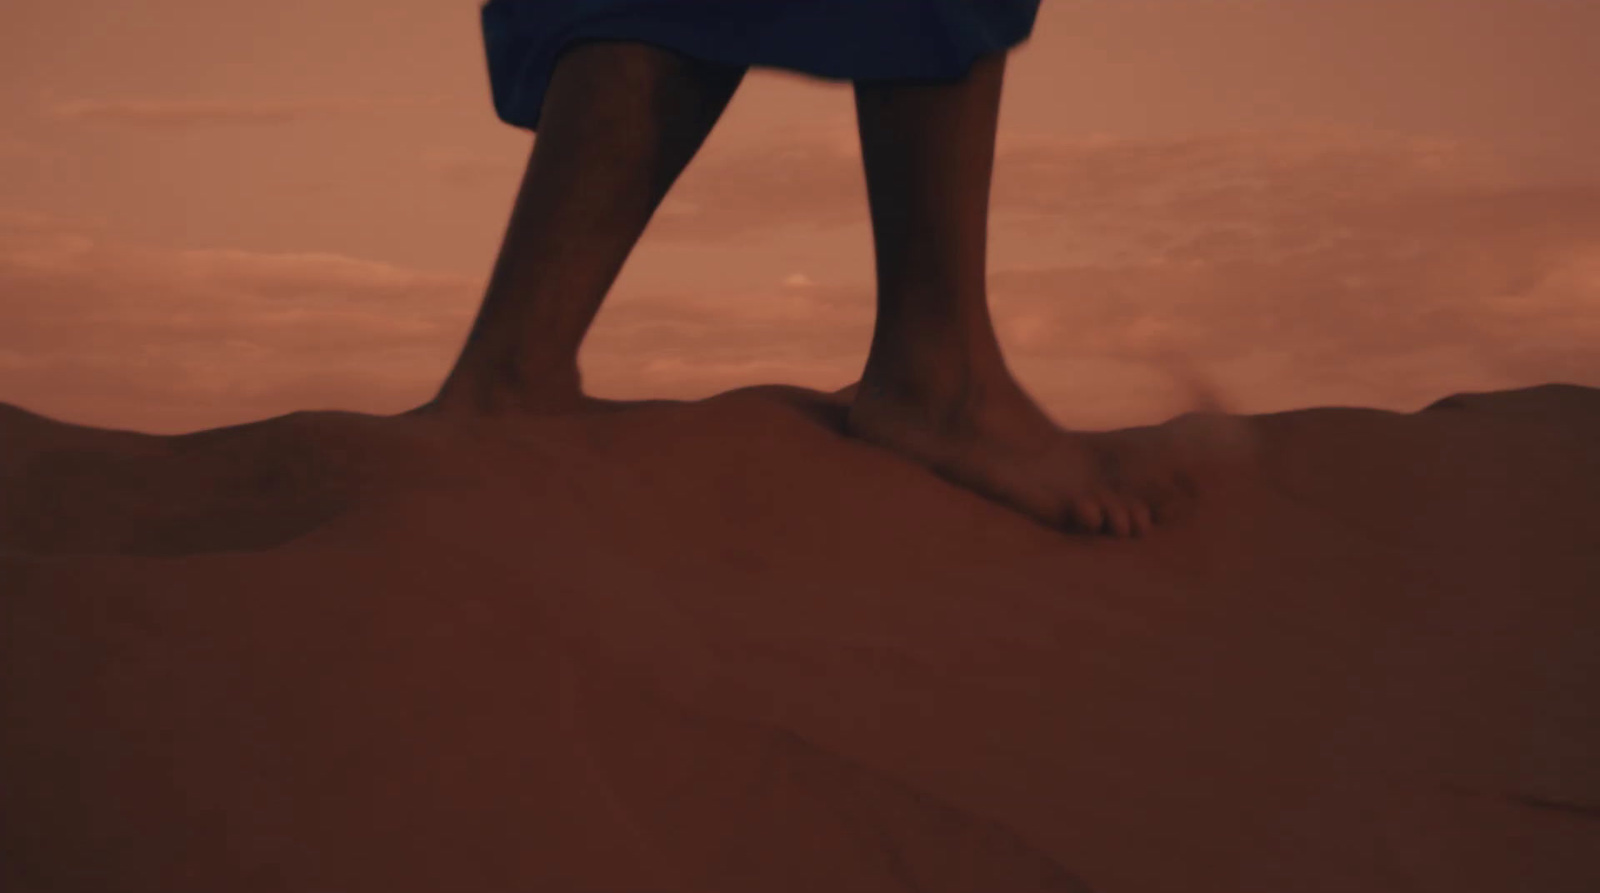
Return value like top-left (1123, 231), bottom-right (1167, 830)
top-left (2, 383), bottom-right (1597, 892)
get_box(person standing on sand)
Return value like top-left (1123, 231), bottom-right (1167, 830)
top-left (421, 0), bottom-right (1188, 538)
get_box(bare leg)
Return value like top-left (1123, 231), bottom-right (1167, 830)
top-left (849, 54), bottom-right (1181, 537)
top-left (428, 42), bottom-right (744, 415)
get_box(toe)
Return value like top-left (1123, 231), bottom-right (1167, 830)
top-left (1103, 497), bottom-right (1134, 538)
top-left (1130, 499), bottom-right (1156, 536)
top-left (1070, 497), bottom-right (1104, 534)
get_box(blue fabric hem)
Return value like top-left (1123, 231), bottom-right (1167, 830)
top-left (481, 0), bottom-right (1039, 130)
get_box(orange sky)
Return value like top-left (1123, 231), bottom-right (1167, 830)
top-left (3, 0), bottom-right (1598, 433)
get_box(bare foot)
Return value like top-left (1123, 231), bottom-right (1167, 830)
top-left (407, 390), bottom-right (589, 418)
top-left (410, 369), bottom-right (679, 420)
top-left (845, 375), bottom-right (1191, 537)
top-left (409, 387), bottom-right (675, 420)
top-left (419, 367), bottom-right (592, 418)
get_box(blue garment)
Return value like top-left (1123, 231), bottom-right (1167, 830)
top-left (481, 0), bottom-right (1041, 130)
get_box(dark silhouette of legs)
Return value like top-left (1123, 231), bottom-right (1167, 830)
top-left (425, 42), bottom-right (1182, 535)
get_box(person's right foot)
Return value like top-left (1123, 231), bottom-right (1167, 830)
top-left (845, 370), bottom-right (1192, 537)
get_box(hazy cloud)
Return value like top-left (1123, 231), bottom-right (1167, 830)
top-left (48, 96), bottom-right (452, 127)
top-left (0, 135), bottom-right (43, 160)
top-left (652, 133), bottom-right (868, 240)
top-left (0, 229), bottom-right (478, 432)
top-left (419, 147), bottom-right (524, 187)
top-left (593, 128), bottom-right (1600, 426)
top-left (652, 125), bottom-right (1522, 243)
top-left (0, 209), bottom-right (104, 235)
top-left (3, 126), bottom-right (1597, 433)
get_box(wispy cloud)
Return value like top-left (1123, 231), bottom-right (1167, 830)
top-left (0, 135), bottom-right (43, 159)
top-left (591, 127), bottom-right (1600, 425)
top-left (419, 147), bottom-right (524, 186)
top-left (0, 229), bottom-right (478, 432)
top-left (653, 124), bottom-right (1522, 242)
top-left (47, 95), bottom-right (451, 127)
top-left (3, 126), bottom-right (1597, 433)
top-left (0, 209), bottom-right (104, 235)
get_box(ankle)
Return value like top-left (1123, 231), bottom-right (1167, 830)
top-left (436, 351), bottom-right (584, 415)
top-left (859, 326), bottom-right (1007, 405)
